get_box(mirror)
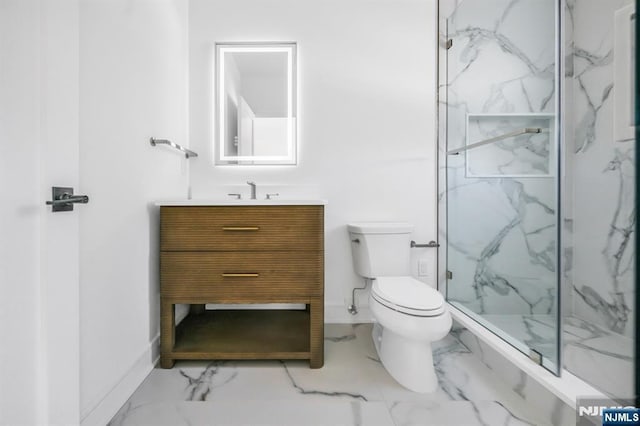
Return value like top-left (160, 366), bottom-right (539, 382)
top-left (215, 43), bottom-right (297, 165)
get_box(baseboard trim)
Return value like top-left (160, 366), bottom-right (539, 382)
top-left (79, 306), bottom-right (367, 425)
top-left (81, 335), bottom-right (160, 426)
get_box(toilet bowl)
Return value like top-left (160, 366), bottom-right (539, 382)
top-left (347, 222), bottom-right (452, 393)
top-left (370, 276), bottom-right (452, 392)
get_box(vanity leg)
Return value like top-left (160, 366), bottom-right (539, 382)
top-left (309, 296), bottom-right (324, 368)
top-left (160, 299), bottom-right (175, 369)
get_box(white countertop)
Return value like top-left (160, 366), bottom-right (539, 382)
top-left (155, 199), bottom-right (327, 206)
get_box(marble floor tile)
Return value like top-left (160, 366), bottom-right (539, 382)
top-left (110, 324), bottom-right (550, 426)
top-left (110, 400), bottom-right (396, 426)
top-left (389, 400), bottom-right (541, 426)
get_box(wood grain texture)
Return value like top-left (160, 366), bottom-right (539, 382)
top-left (159, 205), bottom-right (324, 369)
top-left (309, 296), bottom-right (324, 368)
top-left (160, 206), bottom-right (323, 251)
top-left (172, 310), bottom-right (310, 356)
top-left (161, 251), bottom-right (323, 299)
top-left (160, 299), bottom-right (176, 368)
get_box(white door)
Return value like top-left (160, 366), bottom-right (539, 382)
top-left (0, 0), bottom-right (81, 424)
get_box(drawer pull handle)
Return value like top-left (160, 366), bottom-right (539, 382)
top-left (222, 226), bottom-right (260, 231)
top-left (221, 273), bottom-right (260, 278)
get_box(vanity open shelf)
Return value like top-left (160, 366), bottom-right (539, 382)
top-left (172, 309), bottom-right (311, 358)
top-left (158, 202), bottom-right (325, 368)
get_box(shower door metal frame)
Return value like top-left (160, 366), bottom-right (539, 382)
top-left (435, 0), bottom-right (564, 376)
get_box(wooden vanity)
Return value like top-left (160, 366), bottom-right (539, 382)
top-left (158, 201), bottom-right (324, 369)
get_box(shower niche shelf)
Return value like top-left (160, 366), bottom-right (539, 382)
top-left (464, 113), bottom-right (554, 178)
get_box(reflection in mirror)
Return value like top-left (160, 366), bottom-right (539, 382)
top-left (215, 43), bottom-right (297, 165)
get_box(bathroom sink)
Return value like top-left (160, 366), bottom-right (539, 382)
top-left (155, 199), bottom-right (327, 206)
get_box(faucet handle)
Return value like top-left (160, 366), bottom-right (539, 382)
top-left (246, 181), bottom-right (257, 200)
top-left (227, 193), bottom-right (242, 200)
top-left (265, 193), bottom-right (279, 200)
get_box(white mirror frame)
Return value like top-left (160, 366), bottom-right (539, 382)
top-left (215, 42), bottom-right (297, 165)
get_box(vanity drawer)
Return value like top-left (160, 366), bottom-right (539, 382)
top-left (161, 206), bottom-right (323, 252)
top-left (161, 251), bottom-right (323, 300)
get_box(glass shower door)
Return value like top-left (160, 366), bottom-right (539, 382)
top-left (442, 0), bottom-right (561, 374)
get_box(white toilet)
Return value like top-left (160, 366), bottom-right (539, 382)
top-left (347, 222), bottom-right (452, 393)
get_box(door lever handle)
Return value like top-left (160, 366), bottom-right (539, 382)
top-left (47, 194), bottom-right (89, 205)
top-left (46, 187), bottom-right (89, 212)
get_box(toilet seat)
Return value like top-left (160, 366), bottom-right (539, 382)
top-left (372, 277), bottom-right (445, 317)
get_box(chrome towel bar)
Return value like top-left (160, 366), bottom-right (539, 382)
top-left (150, 137), bottom-right (198, 159)
top-left (447, 127), bottom-right (546, 155)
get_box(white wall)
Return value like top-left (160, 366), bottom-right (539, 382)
top-left (189, 0), bottom-right (438, 320)
top-left (241, 72), bottom-right (287, 117)
top-left (79, 0), bottom-right (190, 423)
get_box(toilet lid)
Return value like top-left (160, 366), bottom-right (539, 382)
top-left (372, 277), bottom-right (445, 316)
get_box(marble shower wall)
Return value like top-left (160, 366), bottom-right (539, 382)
top-left (563, 0), bottom-right (636, 397)
top-left (439, 0), bottom-right (636, 397)
top-left (443, 0), bottom-right (559, 316)
top-left (568, 0), bottom-right (636, 341)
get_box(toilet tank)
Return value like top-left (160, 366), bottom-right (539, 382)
top-left (347, 222), bottom-right (413, 278)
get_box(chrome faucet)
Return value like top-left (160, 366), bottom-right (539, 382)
top-left (247, 181), bottom-right (257, 200)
